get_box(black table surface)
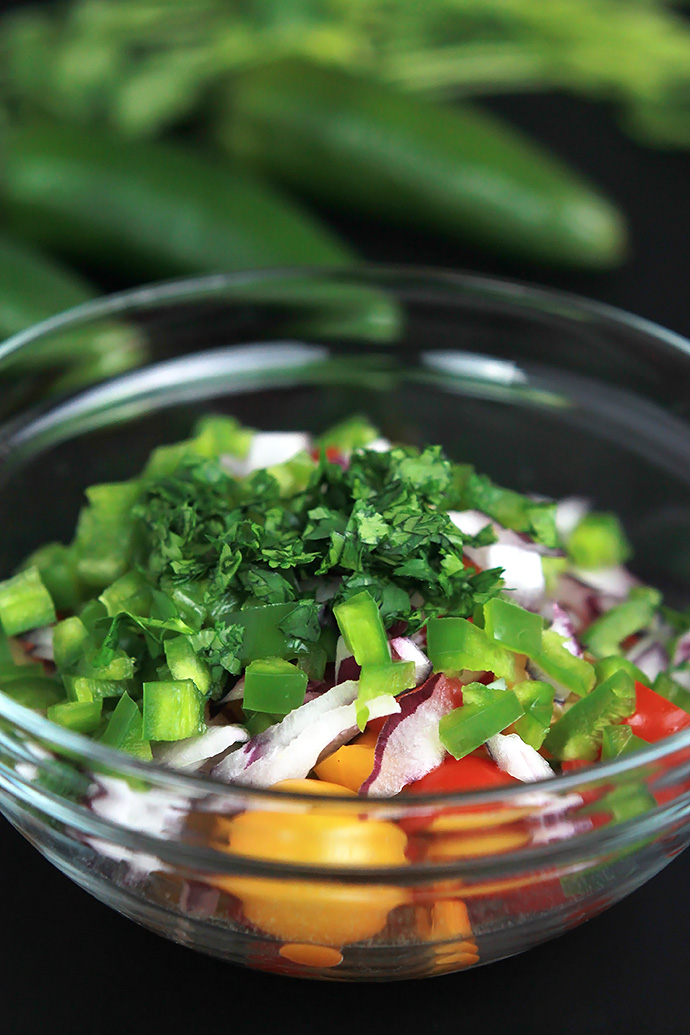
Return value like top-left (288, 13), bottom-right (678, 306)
top-left (2, 55), bottom-right (690, 1035)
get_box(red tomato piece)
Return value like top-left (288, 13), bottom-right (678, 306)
top-left (405, 754), bottom-right (518, 795)
top-left (623, 682), bottom-right (690, 743)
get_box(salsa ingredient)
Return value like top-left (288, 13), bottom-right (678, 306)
top-left (1, 414), bottom-right (690, 802)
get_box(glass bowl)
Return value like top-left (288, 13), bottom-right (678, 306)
top-left (1, 266), bottom-right (690, 982)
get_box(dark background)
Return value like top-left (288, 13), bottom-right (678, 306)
top-left (1, 4), bottom-right (690, 1034)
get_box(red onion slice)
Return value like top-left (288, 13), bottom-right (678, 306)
top-left (360, 675), bottom-right (462, 797)
top-left (486, 733), bottom-right (555, 782)
top-left (155, 725), bottom-right (249, 771)
top-left (389, 636), bottom-right (432, 685)
top-left (549, 603), bottom-right (584, 658)
top-left (626, 636), bottom-right (670, 682)
top-left (673, 630), bottom-right (690, 668)
top-left (211, 680), bottom-right (399, 787)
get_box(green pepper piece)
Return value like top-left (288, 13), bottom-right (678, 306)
top-left (73, 480), bottom-right (141, 590)
top-left (243, 657), bottom-right (308, 716)
top-left (267, 451), bottom-right (317, 497)
top-left (47, 699), bottom-right (102, 733)
top-left (142, 679), bottom-right (205, 741)
top-left (164, 635), bottom-right (212, 696)
top-left (65, 675), bottom-right (127, 704)
top-left (484, 597), bottom-right (543, 656)
top-left (333, 590), bottom-right (390, 667)
top-left (316, 415), bottom-right (380, 452)
top-left (601, 724), bottom-right (648, 760)
top-left (0, 673), bottom-right (64, 711)
top-left (192, 414), bottom-right (254, 460)
top-left (567, 512), bottom-right (631, 570)
top-left (99, 570), bottom-right (152, 618)
top-left (53, 616), bottom-right (91, 673)
top-left (356, 660), bottom-right (416, 728)
top-left (581, 587), bottom-right (662, 659)
top-left (100, 692), bottom-right (152, 760)
top-left (531, 629), bottom-right (595, 697)
top-left (595, 655), bottom-right (648, 688)
top-left (652, 671), bottom-right (690, 716)
top-left (513, 680), bottom-right (556, 750)
top-left (0, 567), bottom-right (56, 637)
top-left (439, 682), bottom-right (524, 760)
top-left (243, 711), bottom-right (282, 737)
top-left (543, 670), bottom-right (636, 762)
top-left (19, 542), bottom-right (83, 612)
top-left (427, 617), bottom-right (516, 682)
top-left (219, 602), bottom-right (301, 663)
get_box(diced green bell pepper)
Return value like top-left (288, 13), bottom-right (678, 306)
top-left (0, 672), bottom-right (64, 710)
top-left (513, 680), bottom-right (555, 749)
top-left (530, 629), bottom-right (595, 697)
top-left (427, 617), bottom-right (516, 682)
top-left (439, 682), bottom-right (524, 760)
top-left (581, 587), bottom-right (662, 659)
top-left (0, 567), bottom-right (56, 637)
top-left (243, 657), bottom-right (307, 715)
top-left (100, 692), bottom-right (152, 760)
top-left (484, 597), bottom-right (543, 656)
top-left (316, 415), bottom-right (379, 452)
top-left (53, 616), bottom-right (91, 672)
top-left (65, 675), bottom-right (127, 703)
top-left (73, 480), bottom-right (141, 589)
top-left (567, 512), bottom-right (631, 570)
top-left (333, 590), bottom-right (390, 667)
top-left (543, 670), bottom-right (636, 762)
top-left (99, 570), bottom-right (152, 618)
top-left (595, 655), bottom-right (648, 688)
top-left (47, 699), bottom-right (103, 733)
top-left (20, 542), bottom-right (83, 611)
top-left (142, 679), bottom-right (205, 741)
top-left (356, 659), bottom-right (416, 728)
top-left (164, 635), bottom-right (212, 695)
top-left (601, 724), bottom-right (648, 759)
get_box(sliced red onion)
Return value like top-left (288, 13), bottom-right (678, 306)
top-left (448, 509), bottom-right (493, 538)
top-left (673, 630), bottom-right (690, 668)
top-left (20, 625), bottom-right (54, 662)
top-left (335, 635), bottom-right (354, 682)
top-left (486, 733), bottom-right (555, 782)
top-left (484, 544), bottom-right (545, 610)
top-left (219, 676), bottom-right (245, 704)
top-left (179, 881), bottom-right (221, 917)
top-left (360, 675), bottom-right (461, 797)
top-left (211, 680), bottom-right (399, 787)
top-left (571, 564), bottom-right (640, 601)
top-left (525, 657), bottom-right (570, 705)
top-left (222, 431), bottom-right (311, 477)
top-left (550, 574), bottom-right (603, 632)
top-left (626, 635), bottom-right (669, 683)
top-left (154, 724), bottom-right (249, 772)
top-left (555, 497), bottom-right (590, 541)
top-left (549, 603), bottom-right (583, 658)
top-left (672, 667), bottom-right (690, 691)
top-left (389, 636), bottom-right (432, 685)
top-left (87, 775), bottom-right (189, 876)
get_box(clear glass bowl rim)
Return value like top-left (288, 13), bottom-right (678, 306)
top-left (1, 262), bottom-right (690, 810)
